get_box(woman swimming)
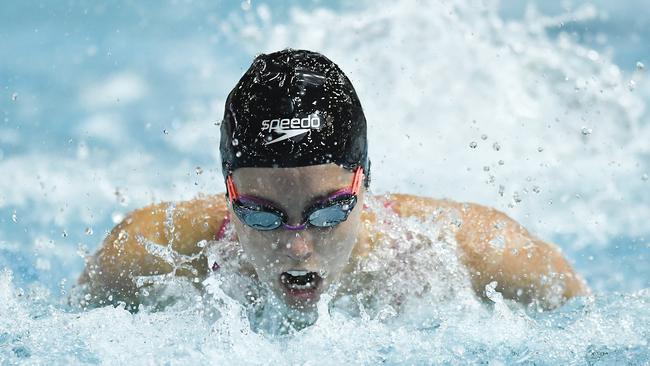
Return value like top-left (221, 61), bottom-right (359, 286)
top-left (78, 49), bottom-right (590, 322)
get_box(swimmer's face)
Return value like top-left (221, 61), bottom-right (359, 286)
top-left (229, 164), bottom-right (365, 310)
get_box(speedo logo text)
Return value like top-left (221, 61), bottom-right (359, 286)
top-left (261, 115), bottom-right (321, 145)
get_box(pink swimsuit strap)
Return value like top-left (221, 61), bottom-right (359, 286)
top-left (211, 213), bottom-right (230, 272)
top-left (215, 213), bottom-right (230, 241)
top-left (378, 195), bottom-right (397, 212)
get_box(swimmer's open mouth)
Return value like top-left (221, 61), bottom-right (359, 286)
top-left (279, 270), bottom-right (323, 299)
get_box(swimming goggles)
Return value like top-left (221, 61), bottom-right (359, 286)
top-left (226, 167), bottom-right (364, 231)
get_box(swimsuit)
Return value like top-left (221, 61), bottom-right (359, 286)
top-left (211, 214), bottom-right (231, 271)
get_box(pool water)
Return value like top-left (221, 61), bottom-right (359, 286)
top-left (1, 0), bottom-right (649, 364)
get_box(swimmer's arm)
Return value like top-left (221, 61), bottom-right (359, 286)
top-left (453, 203), bottom-right (590, 308)
top-left (389, 194), bottom-right (590, 309)
top-left (77, 195), bottom-right (228, 308)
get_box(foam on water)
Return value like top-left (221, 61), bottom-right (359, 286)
top-left (1, 0), bottom-right (649, 364)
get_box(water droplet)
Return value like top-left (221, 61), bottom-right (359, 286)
top-left (59, 278), bottom-right (67, 295)
top-left (195, 166), bottom-right (203, 175)
top-left (532, 185), bottom-right (541, 193)
top-left (537, 146), bottom-right (544, 152)
top-left (84, 293), bottom-right (92, 301)
top-left (85, 227), bottom-right (93, 235)
top-left (111, 212), bottom-right (124, 224)
top-left (489, 236), bottom-right (505, 249)
top-left (11, 92), bottom-right (18, 101)
top-left (484, 281), bottom-right (503, 303)
top-left (498, 185), bottom-right (505, 197)
top-left (197, 240), bottom-right (207, 248)
top-left (62, 230), bottom-right (68, 238)
top-left (581, 127), bottom-right (592, 136)
top-left (492, 142), bottom-right (501, 151)
top-left (513, 191), bottom-right (522, 203)
top-left (628, 80), bottom-right (636, 91)
top-left (636, 61), bottom-right (645, 71)
top-left (117, 230), bottom-right (128, 241)
top-left (498, 160), bottom-right (504, 165)
top-left (142, 289), bottom-right (150, 297)
top-left (480, 134), bottom-right (488, 140)
top-left (642, 173), bottom-right (648, 182)
top-left (483, 166), bottom-right (490, 172)
top-left (77, 244), bottom-right (88, 258)
top-left (232, 138), bottom-right (239, 146)
top-left (163, 129), bottom-right (169, 135)
top-left (241, 0), bottom-right (252, 11)
top-left (469, 141), bottom-right (477, 149)
top-left (235, 151), bottom-right (242, 157)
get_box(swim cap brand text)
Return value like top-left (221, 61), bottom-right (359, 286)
top-left (261, 115), bottom-right (321, 145)
top-left (261, 116), bottom-right (321, 131)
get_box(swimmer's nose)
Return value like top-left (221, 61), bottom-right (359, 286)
top-left (285, 232), bottom-right (313, 261)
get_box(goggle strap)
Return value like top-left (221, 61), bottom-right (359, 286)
top-left (351, 167), bottom-right (363, 195)
top-left (226, 175), bottom-right (238, 203)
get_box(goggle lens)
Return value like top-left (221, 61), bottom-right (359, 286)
top-left (242, 210), bottom-right (283, 231)
top-left (307, 196), bottom-right (356, 227)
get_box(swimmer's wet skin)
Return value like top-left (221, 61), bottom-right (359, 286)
top-left (78, 49), bottom-right (589, 317)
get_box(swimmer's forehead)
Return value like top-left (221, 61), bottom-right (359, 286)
top-left (232, 164), bottom-right (354, 197)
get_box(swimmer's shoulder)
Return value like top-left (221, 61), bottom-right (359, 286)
top-left (373, 193), bottom-right (463, 218)
top-left (359, 193), bottom-right (460, 231)
top-left (361, 193), bottom-right (512, 248)
top-left (354, 193), bottom-right (461, 258)
top-left (83, 193), bottom-right (229, 280)
top-left (78, 193), bottom-right (230, 308)
top-left (150, 193), bottom-right (230, 252)
top-left (375, 193), bottom-right (506, 222)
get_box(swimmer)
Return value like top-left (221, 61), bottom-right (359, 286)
top-left (78, 49), bottom-right (590, 318)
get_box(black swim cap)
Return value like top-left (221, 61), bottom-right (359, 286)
top-left (220, 49), bottom-right (370, 186)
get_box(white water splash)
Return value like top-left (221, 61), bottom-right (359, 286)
top-left (1, 204), bottom-right (649, 364)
